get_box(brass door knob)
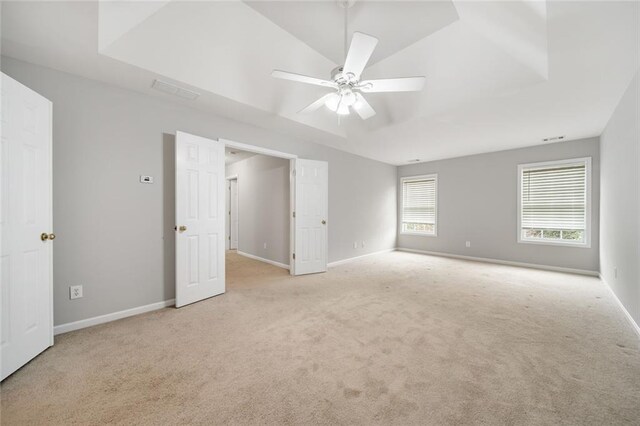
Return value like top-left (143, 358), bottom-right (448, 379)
top-left (321, 220), bottom-right (326, 225)
top-left (178, 225), bottom-right (187, 232)
top-left (41, 233), bottom-right (56, 241)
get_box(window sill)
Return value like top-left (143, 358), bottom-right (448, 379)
top-left (400, 231), bottom-right (438, 237)
top-left (518, 238), bottom-right (590, 249)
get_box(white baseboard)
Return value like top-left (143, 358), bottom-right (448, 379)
top-left (236, 250), bottom-right (289, 270)
top-left (54, 299), bottom-right (175, 336)
top-left (397, 247), bottom-right (599, 277)
top-left (328, 248), bottom-right (397, 268)
top-left (599, 274), bottom-right (640, 339)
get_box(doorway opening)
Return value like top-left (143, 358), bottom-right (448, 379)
top-left (226, 175), bottom-right (238, 251)
top-left (223, 141), bottom-right (294, 283)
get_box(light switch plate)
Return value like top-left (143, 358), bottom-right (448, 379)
top-left (140, 175), bottom-right (154, 184)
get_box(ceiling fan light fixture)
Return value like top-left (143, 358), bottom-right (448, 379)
top-left (325, 93), bottom-right (340, 111)
top-left (340, 89), bottom-right (356, 106)
top-left (337, 103), bottom-right (350, 115)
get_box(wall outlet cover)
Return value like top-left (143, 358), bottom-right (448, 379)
top-left (70, 285), bottom-right (83, 300)
top-left (139, 175), bottom-right (154, 184)
top-left (466, 241), bottom-right (471, 247)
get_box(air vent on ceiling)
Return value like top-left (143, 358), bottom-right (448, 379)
top-left (151, 79), bottom-right (200, 100)
top-left (543, 135), bottom-right (565, 142)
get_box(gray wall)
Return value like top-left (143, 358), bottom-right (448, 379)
top-left (397, 138), bottom-right (600, 272)
top-left (1, 57), bottom-right (397, 326)
top-left (600, 71), bottom-right (639, 324)
top-left (226, 155), bottom-right (290, 266)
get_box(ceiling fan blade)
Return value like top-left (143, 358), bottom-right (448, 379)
top-left (354, 93), bottom-right (376, 120)
top-left (272, 70), bottom-right (337, 88)
top-left (299, 93), bottom-right (335, 114)
top-left (343, 32), bottom-right (379, 80)
top-left (359, 76), bottom-right (426, 93)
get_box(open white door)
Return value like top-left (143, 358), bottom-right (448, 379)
top-left (230, 179), bottom-right (238, 250)
top-left (1, 73), bottom-right (54, 380)
top-left (292, 159), bottom-right (328, 275)
top-left (175, 131), bottom-right (225, 308)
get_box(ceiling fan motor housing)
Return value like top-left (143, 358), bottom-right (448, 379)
top-left (331, 66), bottom-right (357, 87)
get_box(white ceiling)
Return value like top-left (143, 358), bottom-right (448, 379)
top-left (2, 1), bottom-right (638, 165)
top-left (244, 0), bottom-right (460, 66)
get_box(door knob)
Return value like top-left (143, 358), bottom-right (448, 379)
top-left (178, 225), bottom-right (187, 232)
top-left (321, 220), bottom-right (326, 225)
top-left (41, 233), bottom-right (55, 241)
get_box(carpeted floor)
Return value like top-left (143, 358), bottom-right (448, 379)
top-left (1, 251), bottom-right (639, 425)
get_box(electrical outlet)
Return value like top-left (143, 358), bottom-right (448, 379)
top-left (353, 242), bottom-right (358, 249)
top-left (69, 285), bottom-right (83, 300)
top-left (362, 241), bottom-right (366, 248)
top-left (466, 241), bottom-right (471, 248)
top-left (263, 242), bottom-right (267, 249)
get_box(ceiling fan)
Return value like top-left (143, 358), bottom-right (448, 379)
top-left (271, 2), bottom-right (425, 120)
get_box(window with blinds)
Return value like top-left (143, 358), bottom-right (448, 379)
top-left (518, 158), bottom-right (591, 246)
top-left (401, 174), bottom-right (437, 235)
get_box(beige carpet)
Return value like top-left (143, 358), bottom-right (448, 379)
top-left (1, 251), bottom-right (639, 425)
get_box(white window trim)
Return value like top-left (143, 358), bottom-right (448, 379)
top-left (400, 173), bottom-right (438, 237)
top-left (517, 157), bottom-right (592, 248)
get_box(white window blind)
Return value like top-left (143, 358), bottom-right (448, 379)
top-left (519, 158), bottom-right (590, 246)
top-left (401, 175), bottom-right (437, 235)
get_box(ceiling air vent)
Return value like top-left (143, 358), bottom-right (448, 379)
top-left (151, 79), bottom-right (200, 100)
top-left (543, 135), bottom-right (565, 142)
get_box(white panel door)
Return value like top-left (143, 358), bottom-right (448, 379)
top-left (175, 131), bottom-right (225, 308)
top-left (293, 159), bottom-right (328, 275)
top-left (1, 73), bottom-right (54, 381)
top-left (230, 179), bottom-right (238, 250)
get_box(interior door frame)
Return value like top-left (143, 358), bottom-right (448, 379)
top-left (225, 175), bottom-right (238, 250)
top-left (219, 138), bottom-right (297, 274)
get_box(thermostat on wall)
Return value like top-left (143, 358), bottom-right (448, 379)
top-left (140, 175), bottom-right (154, 184)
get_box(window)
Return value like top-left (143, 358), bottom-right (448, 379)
top-left (401, 174), bottom-right (437, 235)
top-left (518, 157), bottom-right (591, 247)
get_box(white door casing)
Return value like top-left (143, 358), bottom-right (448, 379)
top-left (230, 179), bottom-right (238, 250)
top-left (175, 131), bottom-right (225, 308)
top-left (292, 159), bottom-right (328, 275)
top-left (1, 73), bottom-right (54, 381)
